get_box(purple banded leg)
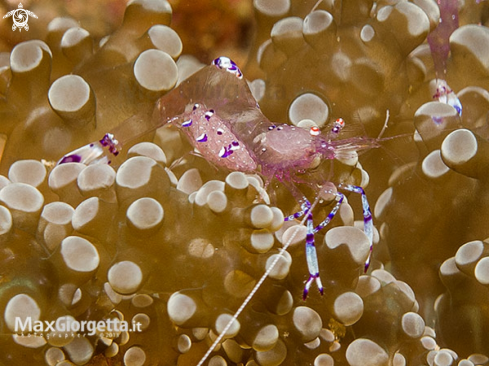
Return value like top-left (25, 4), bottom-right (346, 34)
top-left (303, 209), bottom-right (324, 300)
top-left (302, 192), bottom-right (346, 300)
top-left (312, 193), bottom-right (345, 234)
top-left (284, 200), bottom-right (310, 222)
top-left (338, 184), bottom-right (374, 272)
top-left (283, 198), bottom-right (324, 300)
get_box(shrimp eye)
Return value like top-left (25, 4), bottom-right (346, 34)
top-left (310, 126), bottom-right (320, 136)
top-left (335, 118), bottom-right (345, 128)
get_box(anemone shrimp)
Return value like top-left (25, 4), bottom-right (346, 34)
top-left (427, 0), bottom-right (462, 115)
top-left (58, 55), bottom-right (386, 291)
top-left (58, 56), bottom-right (393, 364)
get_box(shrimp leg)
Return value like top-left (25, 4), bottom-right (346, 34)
top-left (313, 192), bottom-right (345, 233)
top-left (303, 206), bottom-right (324, 300)
top-left (285, 199), bottom-right (323, 300)
top-left (285, 189), bottom-right (349, 299)
top-left (284, 201), bottom-right (310, 221)
top-left (301, 192), bottom-right (346, 300)
top-left (339, 184), bottom-right (373, 272)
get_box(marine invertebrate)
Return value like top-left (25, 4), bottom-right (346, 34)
top-left (58, 56), bottom-right (383, 303)
top-left (427, 0), bottom-right (462, 115)
top-left (2, 0), bottom-right (489, 365)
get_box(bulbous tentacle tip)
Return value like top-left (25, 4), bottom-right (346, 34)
top-left (57, 133), bottom-right (122, 166)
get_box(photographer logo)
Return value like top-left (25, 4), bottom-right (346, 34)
top-left (3, 3), bottom-right (38, 32)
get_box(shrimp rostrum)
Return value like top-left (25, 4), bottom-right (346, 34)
top-left (58, 57), bottom-right (378, 300)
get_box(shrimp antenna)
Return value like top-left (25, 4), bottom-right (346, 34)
top-left (310, 0), bottom-right (324, 13)
top-left (377, 110), bottom-right (390, 140)
top-left (196, 197), bottom-right (321, 366)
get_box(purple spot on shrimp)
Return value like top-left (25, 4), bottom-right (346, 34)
top-left (59, 154), bottom-right (82, 164)
top-left (217, 128), bottom-right (223, 135)
top-left (193, 103), bottom-right (200, 111)
top-left (231, 141), bottom-right (239, 146)
top-left (182, 119), bottom-right (193, 127)
top-left (219, 146), bottom-right (234, 158)
top-left (204, 110), bottom-right (214, 121)
top-left (99, 133), bottom-right (120, 156)
top-left (197, 133), bottom-right (208, 142)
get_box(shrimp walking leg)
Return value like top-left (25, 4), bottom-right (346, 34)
top-left (285, 194), bottom-right (346, 300)
top-left (313, 193), bottom-right (345, 233)
top-left (284, 199), bottom-right (324, 300)
top-left (284, 201), bottom-right (310, 221)
top-left (304, 207), bottom-right (324, 300)
top-left (303, 193), bottom-right (345, 299)
top-left (339, 184), bottom-right (374, 272)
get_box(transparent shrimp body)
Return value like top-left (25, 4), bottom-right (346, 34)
top-left (57, 57), bottom-right (376, 300)
top-left (427, 0), bottom-right (462, 115)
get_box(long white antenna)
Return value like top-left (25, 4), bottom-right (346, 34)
top-left (196, 199), bottom-right (319, 366)
top-left (377, 109), bottom-right (390, 140)
top-left (310, 0), bottom-right (324, 12)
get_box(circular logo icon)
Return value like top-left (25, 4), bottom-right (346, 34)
top-left (3, 3), bottom-right (38, 32)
